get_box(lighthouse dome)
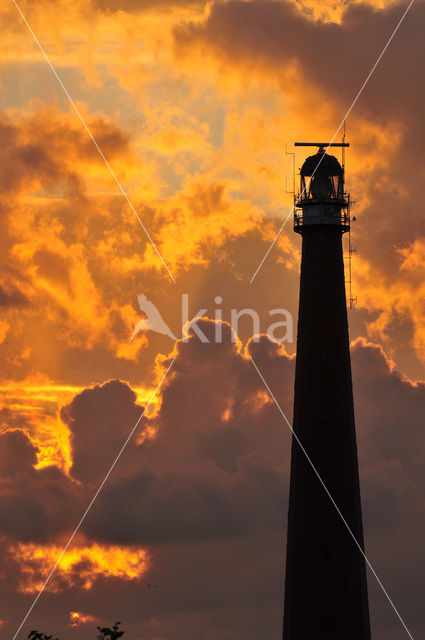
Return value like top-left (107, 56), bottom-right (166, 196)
top-left (301, 150), bottom-right (342, 177)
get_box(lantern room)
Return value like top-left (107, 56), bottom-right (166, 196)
top-left (299, 146), bottom-right (344, 202)
top-left (293, 142), bottom-right (350, 233)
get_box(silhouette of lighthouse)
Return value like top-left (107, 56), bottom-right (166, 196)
top-left (283, 143), bottom-right (371, 639)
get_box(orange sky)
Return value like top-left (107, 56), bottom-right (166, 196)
top-left (0, 0), bottom-right (424, 638)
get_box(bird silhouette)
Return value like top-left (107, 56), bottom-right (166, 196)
top-left (129, 294), bottom-right (177, 342)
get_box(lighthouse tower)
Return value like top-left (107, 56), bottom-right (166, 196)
top-left (282, 144), bottom-right (371, 639)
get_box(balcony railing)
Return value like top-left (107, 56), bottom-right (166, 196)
top-left (295, 192), bottom-right (350, 206)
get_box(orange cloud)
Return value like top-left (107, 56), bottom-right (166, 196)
top-left (353, 238), bottom-right (425, 363)
top-left (70, 610), bottom-right (96, 627)
top-left (0, 379), bottom-right (160, 475)
top-left (289, 0), bottom-right (402, 23)
top-left (11, 541), bottom-right (150, 593)
top-left (0, 382), bottom-right (75, 474)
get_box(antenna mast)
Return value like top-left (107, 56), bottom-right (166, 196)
top-left (285, 141), bottom-right (296, 195)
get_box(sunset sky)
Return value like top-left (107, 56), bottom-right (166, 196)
top-left (0, 0), bottom-right (424, 638)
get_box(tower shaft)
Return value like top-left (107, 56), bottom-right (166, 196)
top-left (283, 225), bottom-right (371, 639)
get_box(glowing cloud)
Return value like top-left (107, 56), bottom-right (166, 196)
top-left (11, 542), bottom-right (150, 593)
top-left (70, 610), bottom-right (96, 627)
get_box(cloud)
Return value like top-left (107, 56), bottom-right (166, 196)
top-left (174, 0), bottom-right (423, 120)
top-left (0, 104), bottom-right (167, 366)
top-left (0, 429), bottom-right (38, 478)
top-left (93, 0), bottom-right (205, 13)
top-left (0, 109), bottom-right (122, 197)
top-left (172, 0), bottom-right (425, 371)
top-left (10, 542), bottom-right (149, 593)
top-left (0, 284), bottom-right (28, 308)
top-left (0, 429), bottom-right (79, 543)
top-left (0, 0), bottom-right (424, 636)
top-left (60, 379), bottom-right (146, 485)
top-left (0, 98), bottom-right (294, 382)
top-left (69, 610), bottom-right (97, 627)
top-left (0, 323), bottom-right (424, 638)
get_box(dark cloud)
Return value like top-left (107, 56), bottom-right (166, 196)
top-left (80, 321), bottom-right (293, 544)
top-left (174, 0), bottom-right (425, 121)
top-left (1, 324), bottom-right (424, 638)
top-left (353, 338), bottom-right (425, 477)
top-left (78, 323), bottom-right (425, 638)
top-left (0, 430), bottom-right (80, 543)
top-left (0, 110), bottom-right (132, 198)
top-left (0, 118), bottom-right (59, 194)
top-left (0, 430), bottom-right (37, 477)
top-left (33, 249), bottom-right (73, 293)
top-left (84, 454), bottom-right (287, 545)
top-left (76, 331), bottom-right (425, 640)
top-left (0, 283), bottom-right (28, 307)
top-left (93, 0), bottom-right (205, 14)
top-left (61, 379), bottom-right (145, 485)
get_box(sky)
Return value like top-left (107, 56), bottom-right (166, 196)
top-left (0, 0), bottom-right (424, 638)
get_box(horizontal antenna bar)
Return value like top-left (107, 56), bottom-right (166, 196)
top-left (294, 142), bottom-right (350, 147)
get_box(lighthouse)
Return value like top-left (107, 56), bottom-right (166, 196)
top-left (282, 144), bottom-right (371, 639)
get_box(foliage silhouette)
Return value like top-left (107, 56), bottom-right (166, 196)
top-left (28, 632), bottom-right (58, 640)
top-left (97, 622), bottom-right (124, 640)
top-left (27, 621), bottom-right (124, 640)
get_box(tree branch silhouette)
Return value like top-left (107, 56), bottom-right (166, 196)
top-left (27, 621), bottom-right (124, 640)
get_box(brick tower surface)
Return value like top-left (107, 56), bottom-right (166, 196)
top-left (282, 144), bottom-right (371, 639)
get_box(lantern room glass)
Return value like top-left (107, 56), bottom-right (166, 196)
top-left (300, 173), bottom-right (343, 201)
